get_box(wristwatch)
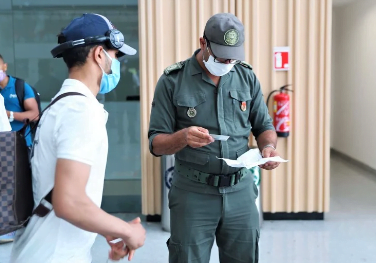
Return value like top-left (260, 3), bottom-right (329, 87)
top-left (263, 144), bottom-right (276, 151)
top-left (9, 111), bottom-right (14, 122)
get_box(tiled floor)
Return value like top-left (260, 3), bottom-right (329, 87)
top-left (1, 154), bottom-right (376, 263)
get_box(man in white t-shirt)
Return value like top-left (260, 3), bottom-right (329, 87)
top-left (0, 93), bottom-right (11, 132)
top-left (10, 13), bottom-right (145, 263)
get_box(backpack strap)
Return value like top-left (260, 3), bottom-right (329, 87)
top-left (40, 92), bottom-right (85, 116)
top-left (15, 78), bottom-right (26, 111)
top-left (33, 191), bottom-right (53, 217)
top-left (21, 92), bottom-right (85, 137)
top-left (30, 92), bottom-right (86, 218)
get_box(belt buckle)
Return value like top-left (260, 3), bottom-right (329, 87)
top-left (218, 175), bottom-right (231, 187)
top-left (206, 174), bottom-right (231, 187)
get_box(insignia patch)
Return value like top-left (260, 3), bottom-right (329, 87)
top-left (187, 107), bottom-right (197, 118)
top-left (164, 61), bottom-right (186, 75)
top-left (241, 101), bottom-right (247, 111)
top-left (224, 29), bottom-right (239, 46)
top-left (239, 61), bottom-right (253, 69)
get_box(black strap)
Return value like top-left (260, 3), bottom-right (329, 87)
top-left (22, 92), bottom-right (85, 137)
top-left (15, 78), bottom-right (26, 111)
top-left (40, 92), bottom-right (86, 120)
top-left (31, 92), bottom-right (85, 217)
top-left (32, 190), bottom-right (53, 217)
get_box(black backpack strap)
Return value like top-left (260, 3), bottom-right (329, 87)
top-left (31, 92), bottom-right (85, 217)
top-left (40, 92), bottom-right (85, 116)
top-left (15, 78), bottom-right (26, 111)
top-left (22, 92), bottom-right (85, 137)
top-left (33, 190), bottom-right (53, 217)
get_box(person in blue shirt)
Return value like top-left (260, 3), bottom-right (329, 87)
top-left (0, 55), bottom-right (39, 244)
top-left (0, 54), bottom-right (39, 148)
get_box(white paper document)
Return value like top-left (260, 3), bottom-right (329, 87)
top-left (217, 148), bottom-right (288, 169)
top-left (210, 134), bottom-right (230, 141)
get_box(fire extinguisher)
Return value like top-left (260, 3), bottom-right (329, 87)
top-left (266, 85), bottom-right (293, 137)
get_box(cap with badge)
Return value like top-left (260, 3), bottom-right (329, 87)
top-left (51, 13), bottom-right (136, 61)
top-left (204, 13), bottom-right (245, 61)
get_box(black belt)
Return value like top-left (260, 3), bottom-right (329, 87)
top-left (174, 162), bottom-right (247, 187)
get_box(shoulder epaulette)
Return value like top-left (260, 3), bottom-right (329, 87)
top-left (239, 61), bottom-right (253, 70)
top-left (164, 61), bottom-right (186, 75)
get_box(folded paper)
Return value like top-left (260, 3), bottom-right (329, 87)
top-left (217, 148), bottom-right (288, 169)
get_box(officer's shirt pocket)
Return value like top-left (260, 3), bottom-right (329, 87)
top-left (229, 90), bottom-right (252, 130)
top-left (174, 91), bottom-right (206, 124)
top-left (176, 147), bottom-right (209, 166)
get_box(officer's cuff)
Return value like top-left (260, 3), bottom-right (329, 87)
top-left (149, 133), bottom-right (162, 157)
top-left (252, 125), bottom-right (275, 139)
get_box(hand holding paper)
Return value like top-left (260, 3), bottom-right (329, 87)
top-left (185, 127), bottom-right (214, 148)
top-left (218, 148), bottom-right (288, 169)
top-left (260, 145), bottom-right (280, 170)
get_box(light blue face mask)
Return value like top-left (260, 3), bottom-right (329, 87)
top-left (98, 49), bottom-right (121, 94)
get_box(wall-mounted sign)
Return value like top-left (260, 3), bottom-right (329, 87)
top-left (274, 46), bottom-right (290, 71)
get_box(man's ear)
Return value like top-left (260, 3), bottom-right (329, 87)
top-left (93, 46), bottom-right (104, 65)
top-left (3, 63), bottom-right (8, 72)
top-left (199, 37), bottom-right (206, 50)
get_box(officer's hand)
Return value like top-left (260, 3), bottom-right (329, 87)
top-left (259, 147), bottom-right (280, 170)
top-left (185, 126), bottom-right (214, 148)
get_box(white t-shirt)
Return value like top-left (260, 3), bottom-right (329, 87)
top-left (0, 93), bottom-right (11, 132)
top-left (10, 79), bottom-right (109, 263)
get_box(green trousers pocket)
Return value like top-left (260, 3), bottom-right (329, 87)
top-left (167, 238), bottom-right (181, 263)
top-left (255, 230), bottom-right (260, 263)
top-left (167, 238), bottom-right (214, 263)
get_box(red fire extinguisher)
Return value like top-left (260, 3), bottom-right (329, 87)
top-left (266, 85), bottom-right (293, 137)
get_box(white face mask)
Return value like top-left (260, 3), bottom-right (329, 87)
top-left (203, 49), bottom-right (235, 77)
top-left (0, 70), bottom-right (6, 82)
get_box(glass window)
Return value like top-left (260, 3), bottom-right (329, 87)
top-left (5, 2), bottom-right (141, 212)
top-left (0, 9), bottom-right (15, 75)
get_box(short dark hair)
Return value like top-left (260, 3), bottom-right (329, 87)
top-left (0, 54), bottom-right (4, 63)
top-left (62, 44), bottom-right (107, 70)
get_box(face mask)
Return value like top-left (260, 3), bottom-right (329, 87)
top-left (203, 48), bottom-right (235, 77)
top-left (0, 70), bottom-right (6, 82)
top-left (98, 50), bottom-right (121, 94)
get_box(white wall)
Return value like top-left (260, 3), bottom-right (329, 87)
top-left (332, 0), bottom-right (376, 170)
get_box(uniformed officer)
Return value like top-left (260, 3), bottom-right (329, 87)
top-left (148, 13), bottom-right (280, 263)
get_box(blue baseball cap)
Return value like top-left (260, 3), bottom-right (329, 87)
top-left (51, 13), bottom-right (136, 59)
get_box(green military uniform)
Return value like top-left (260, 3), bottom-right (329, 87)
top-left (148, 51), bottom-right (274, 263)
top-left (148, 13), bottom-right (274, 263)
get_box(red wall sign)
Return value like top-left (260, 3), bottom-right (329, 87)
top-left (274, 47), bottom-right (290, 71)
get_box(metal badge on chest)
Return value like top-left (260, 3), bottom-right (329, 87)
top-left (187, 107), bottom-right (197, 118)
